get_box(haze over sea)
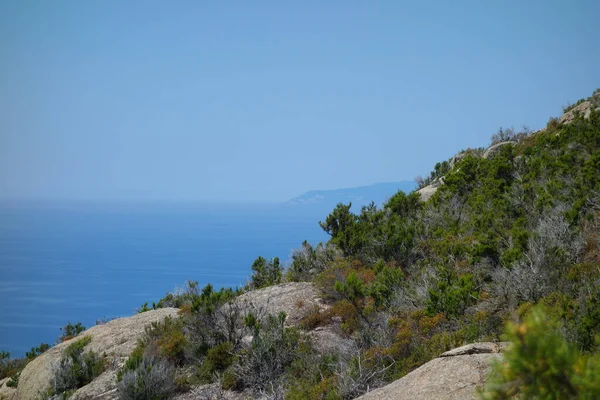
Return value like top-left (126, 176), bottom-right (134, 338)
top-left (0, 200), bottom-right (328, 356)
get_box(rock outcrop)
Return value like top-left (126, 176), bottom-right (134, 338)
top-left (416, 177), bottom-right (444, 202)
top-left (230, 282), bottom-right (353, 355)
top-left (482, 141), bottom-right (516, 159)
top-left (171, 383), bottom-right (250, 400)
top-left (355, 342), bottom-right (507, 400)
top-left (559, 101), bottom-right (597, 124)
top-left (232, 282), bottom-right (326, 326)
top-left (16, 308), bottom-right (179, 400)
top-left (0, 377), bottom-right (17, 400)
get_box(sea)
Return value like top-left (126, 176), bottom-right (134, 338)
top-left (0, 200), bottom-right (329, 356)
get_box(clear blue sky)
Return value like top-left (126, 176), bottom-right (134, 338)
top-left (1, 1), bottom-right (598, 202)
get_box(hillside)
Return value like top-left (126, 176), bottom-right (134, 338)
top-left (2, 89), bottom-right (600, 399)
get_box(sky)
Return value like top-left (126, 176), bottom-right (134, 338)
top-left (1, 1), bottom-right (599, 202)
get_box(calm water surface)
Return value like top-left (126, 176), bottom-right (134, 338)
top-left (0, 201), bottom-right (328, 356)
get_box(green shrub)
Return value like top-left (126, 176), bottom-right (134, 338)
top-left (249, 256), bottom-right (283, 289)
top-left (482, 306), bottom-right (600, 399)
top-left (286, 348), bottom-right (340, 400)
top-left (234, 312), bottom-right (301, 392)
top-left (117, 355), bottom-right (176, 400)
top-left (426, 270), bottom-right (478, 318)
top-left (198, 341), bottom-right (235, 382)
top-left (117, 344), bottom-right (145, 382)
top-left (58, 322), bottom-right (86, 343)
top-left (51, 336), bottom-right (106, 397)
top-left (6, 372), bottom-right (19, 388)
top-left (137, 302), bottom-right (155, 313)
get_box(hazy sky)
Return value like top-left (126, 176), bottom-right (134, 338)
top-left (1, 1), bottom-right (598, 202)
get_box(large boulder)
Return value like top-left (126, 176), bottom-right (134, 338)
top-left (230, 282), bottom-right (353, 355)
top-left (416, 177), bottom-right (444, 202)
top-left (16, 308), bottom-right (179, 400)
top-left (232, 282), bottom-right (327, 326)
top-left (355, 342), bottom-right (507, 400)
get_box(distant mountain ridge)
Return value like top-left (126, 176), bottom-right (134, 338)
top-left (286, 181), bottom-right (416, 210)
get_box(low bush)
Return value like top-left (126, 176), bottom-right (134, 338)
top-left (197, 341), bottom-right (235, 382)
top-left (6, 372), bottom-right (19, 388)
top-left (234, 312), bottom-right (301, 392)
top-left (50, 336), bottom-right (106, 397)
top-left (482, 305), bottom-right (600, 399)
top-left (117, 355), bottom-right (177, 400)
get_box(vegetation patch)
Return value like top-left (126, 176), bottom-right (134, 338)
top-left (49, 336), bottom-right (106, 398)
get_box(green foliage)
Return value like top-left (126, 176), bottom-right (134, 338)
top-left (319, 203), bottom-right (357, 256)
top-left (118, 315), bottom-right (187, 386)
top-left (137, 302), bottom-right (155, 313)
top-left (184, 283), bottom-right (242, 359)
top-left (416, 160), bottom-right (452, 189)
top-left (197, 341), bottom-right (235, 382)
top-left (118, 343), bottom-right (145, 382)
top-left (369, 261), bottom-right (405, 308)
top-left (25, 343), bottom-right (50, 360)
top-left (58, 322), bottom-right (86, 343)
top-left (143, 316), bottom-right (187, 365)
top-left (235, 312), bottom-right (301, 392)
top-left (482, 306), bottom-right (600, 399)
top-left (385, 191), bottom-right (422, 218)
top-left (426, 270), bottom-right (478, 318)
top-left (285, 348), bottom-right (340, 400)
top-left (6, 372), bottom-right (19, 388)
top-left (250, 256), bottom-right (283, 289)
top-left (287, 241), bottom-right (341, 282)
top-left (51, 336), bottom-right (106, 397)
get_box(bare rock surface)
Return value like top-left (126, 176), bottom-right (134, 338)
top-left (0, 377), bottom-right (17, 400)
top-left (231, 282), bottom-right (353, 355)
top-left (232, 282), bottom-right (327, 326)
top-left (171, 384), bottom-right (252, 400)
top-left (417, 184), bottom-right (438, 202)
top-left (440, 342), bottom-right (508, 357)
top-left (355, 342), bottom-right (507, 400)
top-left (559, 101), bottom-right (595, 124)
top-left (17, 308), bottom-right (179, 400)
top-left (70, 368), bottom-right (119, 400)
top-left (309, 325), bottom-right (355, 355)
top-left (483, 141), bottom-right (516, 159)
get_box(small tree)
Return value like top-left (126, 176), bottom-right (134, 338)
top-left (58, 322), bottom-right (86, 343)
top-left (250, 256), bottom-right (282, 289)
top-left (25, 343), bottom-right (50, 360)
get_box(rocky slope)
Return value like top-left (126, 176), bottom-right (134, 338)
top-left (16, 308), bottom-right (179, 400)
top-left (0, 377), bottom-right (17, 400)
top-left (355, 343), bottom-right (507, 400)
top-left (417, 98), bottom-right (600, 203)
top-left (12, 283), bottom-right (353, 400)
top-left (9, 282), bottom-right (513, 400)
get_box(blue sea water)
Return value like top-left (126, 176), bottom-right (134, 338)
top-left (0, 200), bottom-right (329, 356)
